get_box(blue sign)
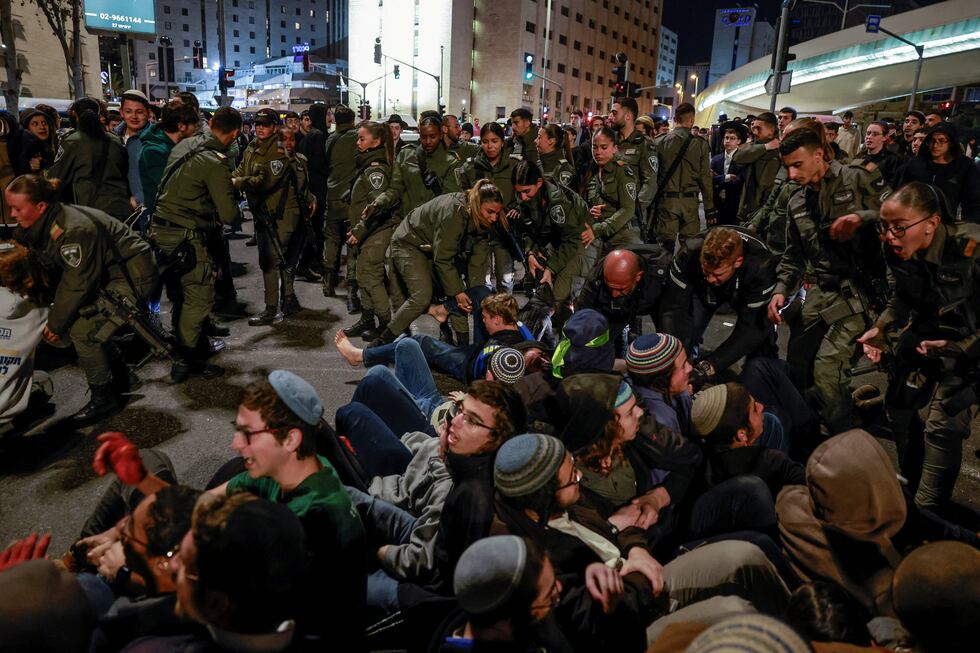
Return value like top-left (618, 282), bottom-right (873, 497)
top-left (84, 0), bottom-right (155, 35)
top-left (720, 9), bottom-right (754, 27)
top-left (866, 15), bottom-right (881, 33)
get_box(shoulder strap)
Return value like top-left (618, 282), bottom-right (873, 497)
top-left (651, 134), bottom-right (695, 206)
top-left (152, 145), bottom-right (209, 212)
top-left (75, 205), bottom-right (142, 299)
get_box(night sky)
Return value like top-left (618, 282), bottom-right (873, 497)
top-left (664, 0), bottom-right (783, 65)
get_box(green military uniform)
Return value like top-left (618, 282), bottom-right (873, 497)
top-left (385, 193), bottom-right (489, 339)
top-left (732, 139), bottom-right (782, 225)
top-left (746, 167), bottom-right (797, 257)
top-left (347, 146), bottom-right (395, 333)
top-left (234, 133), bottom-right (303, 310)
top-left (775, 160), bottom-right (890, 432)
top-left (587, 159), bottom-right (641, 253)
top-left (14, 203), bottom-right (156, 393)
top-left (616, 128), bottom-right (658, 224)
top-left (46, 130), bottom-right (133, 220)
top-left (324, 123), bottom-right (359, 282)
top-left (509, 125), bottom-right (539, 165)
top-left (539, 149), bottom-right (578, 190)
top-left (875, 222), bottom-right (980, 508)
top-left (151, 133), bottom-right (240, 354)
top-left (448, 139), bottom-right (482, 161)
top-left (374, 142), bottom-right (464, 219)
top-left (520, 179), bottom-right (588, 303)
top-left (651, 126), bottom-right (714, 245)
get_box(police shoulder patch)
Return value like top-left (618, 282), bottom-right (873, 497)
top-left (649, 154), bottom-right (659, 173)
top-left (368, 170), bottom-right (385, 189)
top-left (270, 159), bottom-right (285, 175)
top-left (559, 171), bottom-right (573, 185)
top-left (625, 182), bottom-right (637, 200)
top-left (880, 190), bottom-right (891, 203)
top-left (60, 243), bottom-right (82, 268)
top-left (54, 146), bottom-right (65, 163)
top-left (550, 204), bottom-right (567, 224)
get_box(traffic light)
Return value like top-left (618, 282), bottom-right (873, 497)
top-left (627, 82), bottom-right (641, 98)
top-left (613, 66), bottom-right (627, 87)
top-left (438, 100), bottom-right (446, 116)
top-left (224, 68), bottom-right (235, 88)
top-left (524, 53), bottom-right (534, 81)
top-left (359, 102), bottom-right (372, 120)
top-left (393, 65), bottom-right (400, 79)
top-left (543, 106), bottom-right (549, 121)
top-left (374, 38), bottom-right (382, 65)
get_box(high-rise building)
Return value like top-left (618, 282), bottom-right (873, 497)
top-left (349, 0), bottom-right (664, 124)
top-left (656, 25), bottom-right (678, 88)
top-left (676, 62), bottom-right (710, 102)
top-left (789, 0), bottom-right (920, 43)
top-left (129, 0), bottom-right (347, 101)
top-left (708, 6), bottom-right (775, 87)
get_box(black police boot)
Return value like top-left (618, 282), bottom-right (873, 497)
top-left (360, 318), bottom-right (387, 342)
top-left (203, 317), bottom-right (231, 337)
top-left (282, 295), bottom-right (303, 316)
top-left (343, 311), bottom-right (377, 338)
top-left (296, 266), bottom-right (323, 283)
top-left (74, 384), bottom-right (121, 423)
top-left (368, 328), bottom-right (398, 348)
top-left (322, 271), bottom-right (338, 297)
top-left (249, 305), bottom-right (284, 326)
top-left (347, 282), bottom-right (363, 315)
top-left (438, 322), bottom-right (455, 345)
top-left (107, 346), bottom-right (142, 395)
top-left (170, 356), bottom-right (225, 384)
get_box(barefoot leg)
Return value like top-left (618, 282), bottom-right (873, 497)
top-left (334, 330), bottom-right (364, 367)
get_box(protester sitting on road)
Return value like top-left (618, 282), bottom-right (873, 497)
top-left (626, 333), bottom-right (694, 438)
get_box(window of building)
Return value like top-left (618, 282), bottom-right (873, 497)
top-left (585, 72), bottom-right (592, 81)
top-left (612, 30), bottom-right (617, 38)
top-left (587, 45), bottom-right (594, 55)
top-left (571, 68), bottom-right (579, 77)
top-left (295, 7), bottom-right (300, 14)
top-left (310, 9), bottom-right (315, 17)
top-left (597, 75), bottom-right (603, 84)
top-left (559, 34), bottom-right (567, 45)
top-left (496, 106), bottom-right (506, 119)
top-left (280, 35), bottom-right (286, 42)
top-left (557, 63), bottom-right (566, 73)
top-left (233, 29), bottom-right (239, 37)
top-left (573, 40), bottom-right (581, 50)
top-left (575, 12), bottom-right (582, 22)
top-left (181, 8), bottom-right (188, 16)
top-left (250, 31), bottom-right (255, 38)
top-left (310, 38), bottom-right (315, 45)
top-left (560, 5), bottom-right (568, 16)
top-left (584, 97), bottom-right (591, 110)
top-left (280, 6), bottom-right (285, 12)
top-left (234, 60), bottom-right (240, 67)
top-left (249, 16), bottom-right (254, 24)
top-left (294, 22), bottom-right (300, 29)
top-left (310, 24), bottom-right (315, 31)
top-left (182, 23), bottom-right (189, 31)
top-left (589, 19), bottom-right (595, 28)
top-left (600, 25), bottom-right (606, 34)
top-left (164, 21), bottom-right (171, 29)
top-left (526, 21), bottom-right (535, 34)
top-left (571, 94), bottom-right (578, 106)
top-left (163, 6), bottom-right (170, 14)
top-left (248, 1), bottom-right (254, 7)
top-left (233, 45), bottom-right (240, 52)
top-left (280, 20), bottom-right (286, 27)
top-left (250, 46), bottom-right (256, 54)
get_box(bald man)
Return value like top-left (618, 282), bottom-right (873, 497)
top-left (575, 245), bottom-right (670, 351)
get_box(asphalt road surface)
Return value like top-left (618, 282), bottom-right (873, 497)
top-left (2, 227), bottom-right (978, 557)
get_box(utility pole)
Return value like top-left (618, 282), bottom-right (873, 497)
top-left (215, 0), bottom-right (232, 106)
top-left (865, 15), bottom-right (925, 111)
top-left (539, 0), bottom-right (553, 123)
top-left (769, 0), bottom-right (792, 112)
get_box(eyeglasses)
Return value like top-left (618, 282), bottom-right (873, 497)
top-left (118, 515), bottom-right (150, 550)
top-left (229, 420), bottom-right (290, 444)
top-left (165, 542), bottom-right (199, 582)
top-left (877, 216), bottom-right (932, 239)
top-left (451, 400), bottom-right (495, 432)
top-left (529, 578), bottom-right (562, 611)
top-left (555, 456), bottom-right (582, 492)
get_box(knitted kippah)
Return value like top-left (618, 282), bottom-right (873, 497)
top-left (627, 333), bottom-right (682, 376)
top-left (614, 380), bottom-right (634, 408)
top-left (686, 614), bottom-right (812, 653)
top-left (692, 384), bottom-right (728, 437)
top-left (494, 434), bottom-right (565, 497)
top-left (489, 347), bottom-right (525, 384)
top-left (454, 535), bottom-right (528, 615)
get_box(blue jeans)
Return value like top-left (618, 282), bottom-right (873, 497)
top-left (352, 360), bottom-right (440, 436)
top-left (364, 333), bottom-right (474, 383)
top-left (441, 285), bottom-right (493, 346)
top-left (346, 486), bottom-right (417, 614)
top-left (335, 402), bottom-right (413, 478)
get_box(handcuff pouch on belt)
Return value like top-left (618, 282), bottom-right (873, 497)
top-left (817, 279), bottom-right (866, 325)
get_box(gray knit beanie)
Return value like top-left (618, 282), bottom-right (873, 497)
top-left (494, 433), bottom-right (565, 497)
top-left (686, 614), bottom-right (813, 653)
top-left (454, 535), bottom-right (528, 615)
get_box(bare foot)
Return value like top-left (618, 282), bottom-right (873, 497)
top-left (334, 330), bottom-right (364, 367)
top-left (427, 303), bottom-right (449, 324)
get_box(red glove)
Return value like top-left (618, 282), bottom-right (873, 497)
top-left (93, 432), bottom-right (147, 485)
top-left (0, 532), bottom-right (51, 572)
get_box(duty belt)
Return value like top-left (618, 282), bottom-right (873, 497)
top-left (663, 191), bottom-right (699, 198)
top-left (152, 217), bottom-right (203, 232)
top-left (816, 274), bottom-right (843, 291)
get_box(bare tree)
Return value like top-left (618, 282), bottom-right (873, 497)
top-left (31, 0), bottom-right (84, 98)
top-left (0, 0), bottom-right (22, 111)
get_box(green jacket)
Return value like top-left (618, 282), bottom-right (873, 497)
top-left (586, 160), bottom-right (636, 239)
top-left (325, 124), bottom-right (359, 203)
top-left (391, 192), bottom-right (485, 297)
top-left (747, 167), bottom-right (798, 257)
top-left (733, 140), bottom-right (782, 223)
top-left (374, 143), bottom-right (463, 218)
top-left (616, 128), bottom-right (658, 215)
top-left (775, 160), bottom-right (890, 297)
top-left (539, 149), bottom-right (578, 190)
top-left (137, 123), bottom-right (176, 214)
top-left (233, 133), bottom-right (302, 220)
top-left (521, 179), bottom-right (587, 275)
top-left (448, 139), bottom-right (481, 161)
top-left (457, 151), bottom-right (516, 208)
top-left (46, 130), bottom-right (133, 220)
top-left (509, 125), bottom-right (539, 164)
top-left (14, 202), bottom-right (154, 335)
top-left (652, 126), bottom-right (714, 212)
top-left (348, 146), bottom-right (394, 240)
top-left (154, 133), bottom-right (240, 229)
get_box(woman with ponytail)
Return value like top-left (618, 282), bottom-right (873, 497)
top-left (582, 126), bottom-right (641, 255)
top-left (45, 97), bottom-right (132, 220)
top-left (347, 178), bottom-right (504, 347)
top-left (535, 123), bottom-right (578, 192)
top-left (342, 120), bottom-right (397, 340)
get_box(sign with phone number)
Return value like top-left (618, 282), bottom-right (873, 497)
top-left (84, 0), bottom-right (155, 35)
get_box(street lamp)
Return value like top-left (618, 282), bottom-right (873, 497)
top-left (690, 73), bottom-right (699, 97)
top-left (675, 82), bottom-right (684, 106)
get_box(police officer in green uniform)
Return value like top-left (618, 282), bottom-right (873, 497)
top-left (733, 111), bottom-right (782, 225)
top-left (768, 128), bottom-right (890, 434)
top-left (583, 126), bottom-right (640, 258)
top-left (151, 107), bottom-right (242, 383)
top-left (9, 174), bottom-right (157, 421)
top-left (512, 160), bottom-right (587, 316)
top-left (322, 105), bottom-right (359, 301)
top-left (46, 97), bottom-right (134, 220)
top-left (342, 121), bottom-right (396, 341)
top-left (443, 113), bottom-right (482, 161)
top-left (651, 102), bottom-right (716, 247)
top-left (535, 123), bottom-right (578, 191)
top-left (371, 181), bottom-right (504, 347)
top-left (507, 107), bottom-right (539, 165)
top-left (611, 97), bottom-right (657, 226)
top-left (858, 182), bottom-right (980, 509)
top-left (233, 108), bottom-right (305, 326)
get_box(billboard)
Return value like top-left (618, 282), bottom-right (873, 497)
top-left (720, 9), bottom-right (754, 27)
top-left (84, 0), bottom-right (156, 36)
